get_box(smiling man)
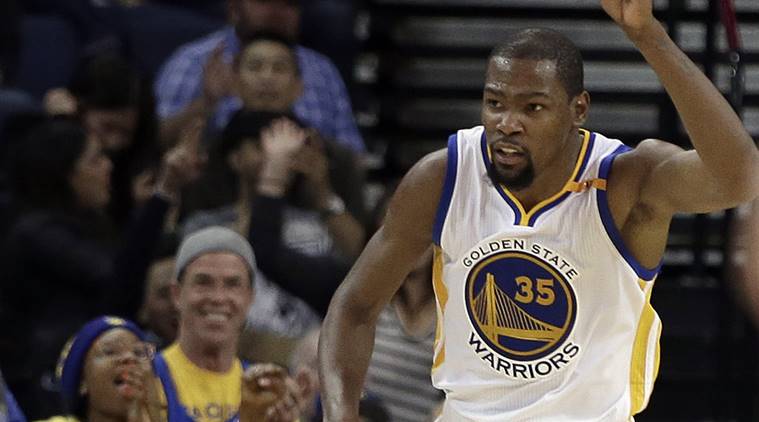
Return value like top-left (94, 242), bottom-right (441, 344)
top-left (152, 226), bottom-right (300, 422)
top-left (318, 0), bottom-right (759, 420)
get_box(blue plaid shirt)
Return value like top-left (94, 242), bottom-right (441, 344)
top-left (154, 27), bottom-right (365, 152)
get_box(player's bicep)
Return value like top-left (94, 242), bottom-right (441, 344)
top-left (333, 150), bottom-right (447, 318)
top-left (640, 142), bottom-right (737, 214)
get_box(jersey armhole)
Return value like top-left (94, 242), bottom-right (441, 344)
top-left (596, 145), bottom-right (662, 281)
top-left (433, 133), bottom-right (459, 246)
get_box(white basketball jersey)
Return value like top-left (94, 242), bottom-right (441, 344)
top-left (431, 126), bottom-right (662, 421)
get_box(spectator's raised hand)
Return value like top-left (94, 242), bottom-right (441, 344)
top-left (43, 88), bottom-right (78, 116)
top-left (261, 118), bottom-right (307, 161)
top-left (154, 118), bottom-right (208, 201)
top-left (203, 43), bottom-right (237, 105)
top-left (257, 118), bottom-right (307, 197)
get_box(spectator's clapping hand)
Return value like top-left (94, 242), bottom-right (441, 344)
top-left (291, 131), bottom-right (333, 209)
top-left (257, 118), bottom-right (307, 197)
top-left (120, 354), bottom-right (164, 422)
top-left (292, 365), bottom-right (319, 417)
top-left (43, 88), bottom-right (78, 116)
top-left (154, 119), bottom-right (208, 202)
top-left (203, 43), bottom-right (237, 105)
top-left (240, 363), bottom-right (301, 422)
top-left (131, 168), bottom-right (157, 208)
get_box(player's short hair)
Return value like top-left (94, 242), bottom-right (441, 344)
top-left (489, 28), bottom-right (584, 98)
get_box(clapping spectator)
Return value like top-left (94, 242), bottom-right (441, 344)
top-left (154, 0), bottom-right (364, 153)
top-left (44, 316), bottom-right (161, 422)
top-left (153, 226), bottom-right (306, 421)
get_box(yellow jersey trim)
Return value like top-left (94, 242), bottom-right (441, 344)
top-left (431, 246), bottom-right (448, 372)
top-left (492, 129), bottom-right (592, 226)
top-left (629, 277), bottom-right (661, 416)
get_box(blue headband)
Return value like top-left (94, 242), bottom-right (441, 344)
top-left (56, 316), bottom-right (146, 411)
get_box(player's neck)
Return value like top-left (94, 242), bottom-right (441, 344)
top-left (510, 130), bottom-right (583, 210)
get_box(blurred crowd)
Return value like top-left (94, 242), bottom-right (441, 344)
top-left (0, 0), bottom-right (442, 421)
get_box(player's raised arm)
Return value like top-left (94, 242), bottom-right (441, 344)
top-left (318, 149), bottom-right (447, 422)
top-left (601, 0), bottom-right (759, 213)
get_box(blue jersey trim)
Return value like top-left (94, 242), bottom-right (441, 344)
top-left (526, 191), bottom-right (571, 226)
top-left (597, 144), bottom-right (662, 281)
top-left (433, 133), bottom-right (459, 246)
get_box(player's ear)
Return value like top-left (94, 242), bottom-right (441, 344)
top-left (572, 91), bottom-right (590, 127)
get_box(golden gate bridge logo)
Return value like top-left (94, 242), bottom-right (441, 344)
top-left (465, 252), bottom-right (576, 360)
top-left (473, 273), bottom-right (563, 343)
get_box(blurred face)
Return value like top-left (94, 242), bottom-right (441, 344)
top-left (69, 135), bottom-right (113, 210)
top-left (173, 252), bottom-right (254, 349)
top-left (229, 139), bottom-right (264, 180)
top-left (141, 258), bottom-right (179, 344)
top-left (237, 40), bottom-right (302, 112)
top-left (230, 0), bottom-right (301, 41)
top-left (84, 107), bottom-right (138, 153)
top-left (81, 329), bottom-right (154, 417)
top-left (481, 57), bottom-right (588, 190)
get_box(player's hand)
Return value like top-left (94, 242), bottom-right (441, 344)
top-left (600, 0), bottom-right (656, 37)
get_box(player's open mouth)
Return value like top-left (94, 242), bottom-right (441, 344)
top-left (494, 145), bottom-right (526, 166)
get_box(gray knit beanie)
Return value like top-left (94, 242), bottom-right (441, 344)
top-left (174, 226), bottom-right (256, 284)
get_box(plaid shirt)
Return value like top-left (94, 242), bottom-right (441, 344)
top-left (154, 27), bottom-right (365, 152)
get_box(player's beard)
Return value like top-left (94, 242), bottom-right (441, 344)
top-left (487, 158), bottom-right (535, 190)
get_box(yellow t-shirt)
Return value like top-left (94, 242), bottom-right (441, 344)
top-left (161, 343), bottom-right (243, 422)
top-left (34, 417), bottom-right (79, 422)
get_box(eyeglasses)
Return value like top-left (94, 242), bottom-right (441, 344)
top-left (93, 341), bottom-right (156, 362)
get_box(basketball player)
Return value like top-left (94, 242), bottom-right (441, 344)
top-left (318, 0), bottom-right (759, 420)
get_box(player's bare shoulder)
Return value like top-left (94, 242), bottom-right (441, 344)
top-left (402, 148), bottom-right (448, 195)
top-left (608, 138), bottom-right (685, 222)
top-left (383, 148), bottom-right (448, 240)
top-left (614, 138), bottom-right (683, 178)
